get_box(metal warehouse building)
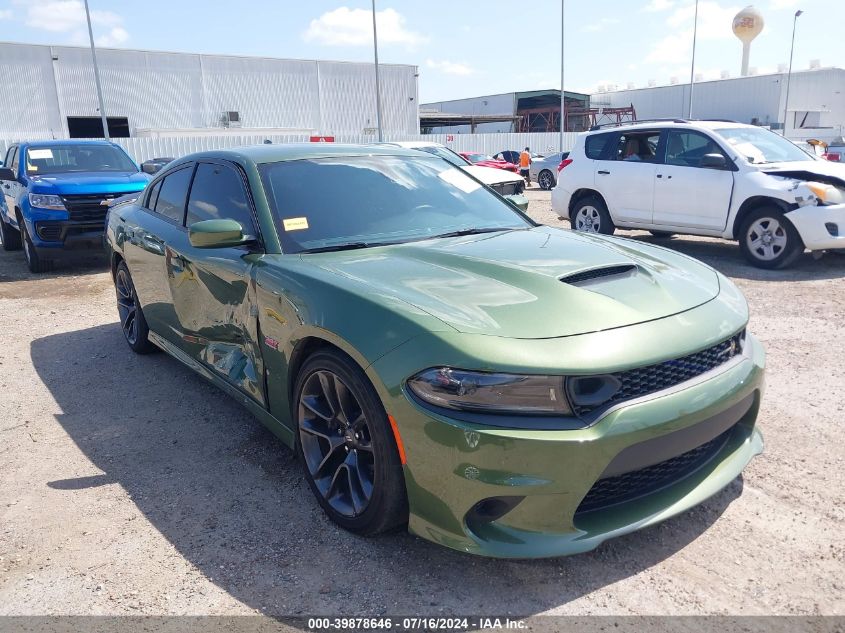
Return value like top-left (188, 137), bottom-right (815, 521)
top-left (594, 67), bottom-right (845, 142)
top-left (0, 42), bottom-right (419, 139)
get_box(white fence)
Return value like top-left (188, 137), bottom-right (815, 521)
top-left (0, 132), bottom-right (579, 164)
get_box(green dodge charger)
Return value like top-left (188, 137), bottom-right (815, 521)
top-left (105, 144), bottom-right (764, 558)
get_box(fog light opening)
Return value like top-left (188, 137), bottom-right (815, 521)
top-left (825, 222), bottom-right (839, 237)
top-left (465, 495), bottom-right (525, 528)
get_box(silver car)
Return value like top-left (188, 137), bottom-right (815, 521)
top-left (530, 152), bottom-right (568, 190)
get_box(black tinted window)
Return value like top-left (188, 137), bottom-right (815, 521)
top-left (261, 155), bottom-right (531, 254)
top-left (146, 180), bottom-right (162, 209)
top-left (154, 167), bottom-right (192, 224)
top-left (585, 133), bottom-right (614, 159)
top-left (186, 163), bottom-right (255, 232)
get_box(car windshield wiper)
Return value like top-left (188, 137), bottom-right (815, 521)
top-left (300, 241), bottom-right (398, 254)
top-left (428, 227), bottom-right (520, 240)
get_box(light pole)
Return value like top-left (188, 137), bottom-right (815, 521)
top-left (371, 0), bottom-right (384, 142)
top-left (559, 0), bottom-right (565, 151)
top-left (782, 9), bottom-right (803, 136)
top-left (687, 0), bottom-right (699, 118)
top-left (83, 0), bottom-right (110, 140)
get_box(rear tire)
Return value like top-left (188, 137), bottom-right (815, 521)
top-left (538, 169), bottom-right (555, 190)
top-left (738, 207), bottom-right (804, 269)
top-left (570, 195), bottom-right (615, 235)
top-left (114, 261), bottom-right (156, 354)
top-left (294, 349), bottom-right (408, 536)
top-left (20, 217), bottom-right (51, 273)
top-left (0, 213), bottom-right (22, 251)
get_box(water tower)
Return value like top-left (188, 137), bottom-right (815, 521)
top-left (733, 6), bottom-right (765, 76)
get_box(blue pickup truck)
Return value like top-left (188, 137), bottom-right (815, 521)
top-left (0, 140), bottom-right (149, 272)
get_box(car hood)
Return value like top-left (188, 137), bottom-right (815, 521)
top-left (461, 165), bottom-right (522, 186)
top-left (306, 226), bottom-right (721, 339)
top-left (28, 171), bottom-right (150, 195)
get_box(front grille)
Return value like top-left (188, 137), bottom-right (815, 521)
top-left (60, 193), bottom-right (115, 223)
top-left (491, 181), bottom-right (524, 197)
top-left (576, 427), bottom-right (732, 514)
top-left (573, 330), bottom-right (745, 416)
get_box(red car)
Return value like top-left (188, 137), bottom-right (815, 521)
top-left (459, 152), bottom-right (519, 173)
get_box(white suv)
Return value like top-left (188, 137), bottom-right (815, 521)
top-left (551, 120), bottom-right (845, 268)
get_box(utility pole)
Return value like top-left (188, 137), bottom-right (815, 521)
top-left (688, 0), bottom-right (699, 118)
top-left (782, 9), bottom-right (803, 136)
top-left (559, 0), bottom-right (565, 151)
top-left (84, 0), bottom-right (110, 140)
top-left (372, 0), bottom-right (384, 142)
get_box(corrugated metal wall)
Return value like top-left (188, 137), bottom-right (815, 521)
top-left (0, 132), bottom-right (577, 165)
top-left (423, 92), bottom-right (517, 133)
top-left (0, 42), bottom-right (419, 138)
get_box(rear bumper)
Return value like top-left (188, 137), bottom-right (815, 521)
top-left (786, 203), bottom-right (845, 250)
top-left (551, 183), bottom-right (572, 217)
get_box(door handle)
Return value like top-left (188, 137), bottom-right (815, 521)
top-left (597, 170), bottom-right (610, 175)
top-left (656, 174), bottom-right (663, 178)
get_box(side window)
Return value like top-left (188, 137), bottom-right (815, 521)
top-left (3, 146), bottom-right (15, 168)
top-left (585, 133), bottom-right (614, 159)
top-left (10, 147), bottom-right (20, 175)
top-left (185, 163), bottom-right (256, 233)
top-left (665, 131), bottom-right (724, 167)
top-left (145, 180), bottom-right (162, 210)
top-left (154, 167), bottom-right (193, 224)
top-left (614, 131), bottom-right (661, 162)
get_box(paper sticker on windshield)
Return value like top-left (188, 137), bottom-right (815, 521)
top-left (438, 168), bottom-right (481, 194)
top-left (28, 149), bottom-right (54, 159)
top-left (283, 217), bottom-right (309, 231)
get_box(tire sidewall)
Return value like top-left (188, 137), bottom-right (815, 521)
top-left (292, 350), bottom-right (406, 534)
top-left (739, 207), bottom-right (803, 269)
top-left (571, 196), bottom-right (615, 235)
top-left (115, 261), bottom-right (155, 353)
top-left (539, 170), bottom-right (554, 190)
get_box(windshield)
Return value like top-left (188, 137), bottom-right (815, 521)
top-left (414, 145), bottom-right (471, 167)
top-left (260, 155), bottom-right (532, 254)
top-left (465, 153), bottom-right (491, 163)
top-left (715, 127), bottom-right (814, 164)
top-left (25, 145), bottom-right (138, 175)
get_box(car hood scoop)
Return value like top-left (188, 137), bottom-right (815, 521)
top-left (310, 227), bottom-right (720, 339)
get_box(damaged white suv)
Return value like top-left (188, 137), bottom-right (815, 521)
top-left (551, 120), bottom-right (845, 268)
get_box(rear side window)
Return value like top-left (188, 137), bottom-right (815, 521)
top-left (185, 163), bottom-right (256, 232)
top-left (154, 166), bottom-right (193, 224)
top-left (145, 180), bottom-right (162, 210)
top-left (585, 133), bottom-right (614, 159)
top-left (3, 146), bottom-right (16, 168)
top-left (10, 147), bottom-right (20, 174)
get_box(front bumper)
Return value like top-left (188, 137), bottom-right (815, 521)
top-left (371, 332), bottom-right (765, 558)
top-left (785, 203), bottom-right (845, 251)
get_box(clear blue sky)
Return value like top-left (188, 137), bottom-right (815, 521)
top-left (0, 0), bottom-right (841, 103)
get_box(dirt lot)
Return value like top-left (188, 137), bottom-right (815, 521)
top-left (0, 187), bottom-right (843, 617)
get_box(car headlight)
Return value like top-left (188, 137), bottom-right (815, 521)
top-left (407, 367), bottom-right (573, 415)
top-left (804, 182), bottom-right (845, 205)
top-left (28, 193), bottom-right (66, 211)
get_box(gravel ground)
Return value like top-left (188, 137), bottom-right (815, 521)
top-left (0, 187), bottom-right (843, 617)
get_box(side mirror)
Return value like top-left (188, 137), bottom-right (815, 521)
top-left (141, 163), bottom-right (159, 175)
top-left (188, 219), bottom-right (255, 249)
top-left (0, 167), bottom-right (16, 181)
top-left (700, 153), bottom-right (728, 169)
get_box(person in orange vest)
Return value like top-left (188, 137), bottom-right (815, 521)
top-left (519, 147), bottom-right (531, 187)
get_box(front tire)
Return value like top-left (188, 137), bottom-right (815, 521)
top-left (538, 169), bottom-right (555, 190)
top-left (114, 261), bottom-right (156, 354)
top-left (20, 217), bottom-right (50, 273)
top-left (294, 350), bottom-right (407, 536)
top-left (0, 214), bottom-right (22, 251)
top-left (571, 195), bottom-right (615, 235)
top-left (738, 207), bottom-right (803, 269)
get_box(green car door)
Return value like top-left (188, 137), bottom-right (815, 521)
top-left (163, 160), bottom-right (267, 405)
top-left (121, 164), bottom-right (195, 349)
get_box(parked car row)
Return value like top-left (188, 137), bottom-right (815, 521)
top-left (551, 120), bottom-right (845, 269)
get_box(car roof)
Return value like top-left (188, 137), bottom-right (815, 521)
top-left (20, 139), bottom-right (122, 148)
top-left (587, 120), bottom-right (756, 134)
top-left (176, 143), bottom-right (423, 166)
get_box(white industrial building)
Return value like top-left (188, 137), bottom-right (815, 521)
top-left (0, 42), bottom-right (420, 139)
top-left (594, 67), bottom-right (845, 143)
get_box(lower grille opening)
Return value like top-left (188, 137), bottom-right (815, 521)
top-left (575, 427), bottom-right (734, 515)
top-left (36, 222), bottom-right (63, 241)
